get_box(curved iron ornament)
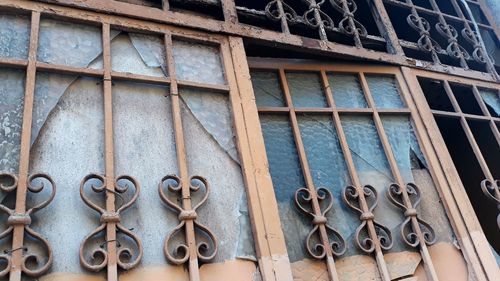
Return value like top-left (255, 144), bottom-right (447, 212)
top-left (159, 175), bottom-right (218, 265)
top-left (387, 183), bottom-right (436, 248)
top-left (295, 187), bottom-right (346, 259)
top-left (302, 0), bottom-right (335, 31)
top-left (342, 185), bottom-right (393, 253)
top-left (330, 0), bottom-right (367, 37)
top-left (462, 28), bottom-right (493, 64)
top-left (0, 173), bottom-right (56, 277)
top-left (265, 0), bottom-right (299, 23)
top-left (435, 23), bottom-right (470, 61)
top-left (407, 14), bottom-right (442, 54)
top-left (79, 174), bottom-right (142, 272)
top-left (481, 179), bottom-right (500, 230)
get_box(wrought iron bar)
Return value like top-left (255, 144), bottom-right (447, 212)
top-left (404, 0), bottom-right (441, 64)
top-left (79, 23), bottom-right (142, 281)
top-left (0, 11), bottom-right (57, 281)
top-left (481, 179), bottom-right (500, 230)
top-left (342, 185), bottom-right (393, 254)
top-left (160, 33), bottom-right (217, 281)
top-left (302, 0), bottom-right (333, 40)
top-left (387, 183), bottom-right (439, 280)
top-left (265, 0), bottom-right (297, 33)
top-left (427, 0), bottom-right (469, 69)
top-left (0, 173), bottom-right (56, 279)
top-left (294, 187), bottom-right (346, 261)
top-left (329, 0), bottom-right (367, 47)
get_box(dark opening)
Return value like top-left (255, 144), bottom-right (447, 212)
top-left (449, 83), bottom-right (484, 115)
top-left (417, 77), bottom-right (455, 112)
top-left (435, 116), bottom-right (499, 253)
top-left (468, 120), bottom-right (500, 179)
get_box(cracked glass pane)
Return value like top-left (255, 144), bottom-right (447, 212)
top-left (111, 31), bottom-right (167, 77)
top-left (38, 19), bottom-right (102, 68)
top-left (381, 115), bottom-right (427, 183)
top-left (250, 70), bottom-right (285, 107)
top-left (173, 40), bottom-right (225, 85)
top-left (366, 75), bottom-right (405, 109)
top-left (327, 73), bottom-right (368, 108)
top-left (286, 72), bottom-right (327, 108)
top-left (0, 68), bottom-right (25, 173)
top-left (297, 114), bottom-right (361, 255)
top-left (112, 81), bottom-right (181, 268)
top-left (259, 114), bottom-right (308, 261)
top-left (180, 88), bottom-right (255, 262)
top-left (29, 74), bottom-right (105, 276)
top-left (479, 88), bottom-right (500, 117)
top-left (340, 115), bottom-right (404, 236)
top-left (0, 13), bottom-right (30, 60)
top-left (180, 88), bottom-right (239, 162)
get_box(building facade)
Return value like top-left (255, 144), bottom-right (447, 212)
top-left (0, 0), bottom-right (499, 281)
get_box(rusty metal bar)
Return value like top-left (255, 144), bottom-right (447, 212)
top-left (79, 23), bottom-right (142, 281)
top-left (158, 32), bottom-right (218, 281)
top-left (278, 69), bottom-right (344, 281)
top-left (0, 11), bottom-right (57, 281)
top-left (359, 72), bottom-right (439, 281)
top-left (320, 71), bottom-right (393, 281)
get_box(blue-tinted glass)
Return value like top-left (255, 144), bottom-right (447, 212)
top-left (366, 75), bottom-right (405, 108)
top-left (0, 14), bottom-right (30, 59)
top-left (328, 73), bottom-right (368, 108)
top-left (479, 88), bottom-right (500, 117)
top-left (286, 72), bottom-right (327, 108)
top-left (250, 70), bottom-right (285, 107)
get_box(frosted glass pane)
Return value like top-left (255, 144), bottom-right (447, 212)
top-left (341, 115), bottom-right (402, 232)
top-left (0, 68), bottom-right (25, 173)
top-left (180, 88), bottom-right (255, 262)
top-left (479, 88), bottom-right (500, 117)
top-left (173, 40), bottom-right (225, 85)
top-left (366, 75), bottom-right (405, 109)
top-left (259, 114), bottom-right (309, 261)
top-left (0, 14), bottom-right (30, 59)
top-left (298, 114), bottom-right (361, 254)
top-left (381, 116), bottom-right (427, 183)
top-left (111, 32), bottom-right (167, 77)
top-left (328, 73), bottom-right (368, 108)
top-left (29, 75), bottom-right (105, 276)
top-left (286, 72), bottom-right (327, 108)
top-left (38, 19), bottom-right (102, 68)
top-left (250, 70), bottom-right (285, 107)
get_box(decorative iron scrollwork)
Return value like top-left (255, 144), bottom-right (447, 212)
top-left (265, 0), bottom-right (299, 23)
top-left (462, 28), bottom-right (492, 64)
top-left (407, 14), bottom-right (442, 53)
top-left (159, 175), bottom-right (217, 265)
top-left (0, 173), bottom-right (56, 277)
top-left (435, 23), bottom-right (470, 60)
top-left (295, 187), bottom-right (346, 259)
top-left (330, 0), bottom-right (367, 37)
top-left (302, 0), bottom-right (335, 31)
top-left (388, 183), bottom-right (436, 248)
top-left (342, 185), bottom-right (393, 253)
top-left (481, 179), bottom-right (500, 230)
top-left (79, 174), bottom-right (142, 272)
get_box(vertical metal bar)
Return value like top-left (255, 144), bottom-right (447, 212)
top-left (221, 0), bottom-right (238, 23)
top-left (163, 0), bottom-right (169, 11)
top-left (278, 69), bottom-right (340, 281)
top-left (164, 33), bottom-right (201, 281)
top-left (359, 72), bottom-right (439, 281)
top-left (101, 23), bottom-right (119, 281)
top-left (442, 81), bottom-right (494, 180)
top-left (276, 0), bottom-right (290, 34)
top-left (10, 10), bottom-right (40, 281)
top-left (369, 0), bottom-right (405, 55)
top-left (320, 71), bottom-right (392, 281)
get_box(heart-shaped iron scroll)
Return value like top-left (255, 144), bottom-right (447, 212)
top-left (387, 183), bottom-right (436, 248)
top-left (79, 174), bottom-right (142, 272)
top-left (342, 185), bottom-right (393, 253)
top-left (0, 173), bottom-right (56, 277)
top-left (481, 179), bottom-right (500, 230)
top-left (159, 175), bottom-right (218, 265)
top-left (295, 187), bottom-right (346, 259)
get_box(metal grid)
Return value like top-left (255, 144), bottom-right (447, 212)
top-left (0, 8), bottom-right (234, 281)
top-left (250, 61), bottom-right (440, 281)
